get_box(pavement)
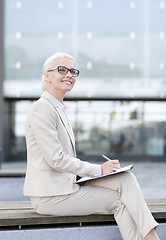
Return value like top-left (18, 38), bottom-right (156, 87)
top-left (0, 160), bottom-right (166, 201)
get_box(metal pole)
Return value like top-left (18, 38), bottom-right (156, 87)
top-left (0, 0), bottom-right (4, 167)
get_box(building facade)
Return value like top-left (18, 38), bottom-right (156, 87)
top-left (1, 0), bottom-right (166, 163)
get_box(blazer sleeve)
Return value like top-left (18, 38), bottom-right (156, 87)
top-left (26, 101), bottom-right (101, 177)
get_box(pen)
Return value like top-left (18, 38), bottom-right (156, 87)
top-left (102, 155), bottom-right (112, 161)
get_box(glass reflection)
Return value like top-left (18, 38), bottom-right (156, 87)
top-left (3, 0), bottom-right (166, 162)
top-left (5, 100), bottom-right (166, 162)
top-left (4, 0), bottom-right (166, 98)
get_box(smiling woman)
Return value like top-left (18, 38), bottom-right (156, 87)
top-left (41, 53), bottom-right (78, 103)
top-left (23, 52), bottom-right (160, 240)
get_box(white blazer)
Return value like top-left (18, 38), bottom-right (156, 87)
top-left (24, 91), bottom-right (101, 196)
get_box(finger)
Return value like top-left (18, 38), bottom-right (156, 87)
top-left (113, 166), bottom-right (119, 171)
top-left (111, 159), bottom-right (119, 164)
top-left (115, 163), bottom-right (120, 169)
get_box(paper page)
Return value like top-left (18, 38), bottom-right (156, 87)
top-left (76, 164), bottom-right (133, 184)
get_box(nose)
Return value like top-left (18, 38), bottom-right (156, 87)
top-left (66, 70), bottom-right (72, 78)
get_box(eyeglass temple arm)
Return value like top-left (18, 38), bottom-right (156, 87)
top-left (47, 67), bottom-right (58, 72)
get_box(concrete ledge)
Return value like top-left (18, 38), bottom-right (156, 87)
top-left (0, 226), bottom-right (123, 240)
top-left (0, 223), bottom-right (165, 240)
top-left (0, 199), bottom-right (166, 229)
top-left (0, 200), bottom-right (165, 239)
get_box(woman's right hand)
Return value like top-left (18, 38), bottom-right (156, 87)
top-left (101, 159), bottom-right (120, 175)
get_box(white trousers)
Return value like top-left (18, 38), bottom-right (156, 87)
top-left (31, 172), bottom-right (158, 240)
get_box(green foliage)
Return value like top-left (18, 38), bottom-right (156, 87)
top-left (90, 126), bottom-right (107, 139)
top-left (130, 110), bottom-right (138, 119)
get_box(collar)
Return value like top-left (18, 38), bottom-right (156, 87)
top-left (53, 96), bottom-right (67, 115)
top-left (41, 91), bottom-right (75, 150)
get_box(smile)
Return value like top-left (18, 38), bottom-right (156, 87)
top-left (61, 80), bottom-right (72, 85)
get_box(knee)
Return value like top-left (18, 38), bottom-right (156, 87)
top-left (118, 171), bottom-right (138, 187)
top-left (120, 171), bottom-right (136, 181)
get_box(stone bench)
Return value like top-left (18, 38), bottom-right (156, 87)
top-left (0, 199), bottom-right (166, 240)
top-left (0, 199), bottom-right (166, 230)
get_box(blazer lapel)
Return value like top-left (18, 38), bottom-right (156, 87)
top-left (41, 91), bottom-right (76, 150)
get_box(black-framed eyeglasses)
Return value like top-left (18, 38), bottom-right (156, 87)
top-left (47, 66), bottom-right (80, 77)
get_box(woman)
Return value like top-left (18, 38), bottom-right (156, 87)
top-left (24, 52), bottom-right (160, 240)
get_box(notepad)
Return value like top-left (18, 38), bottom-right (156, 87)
top-left (76, 164), bottom-right (133, 184)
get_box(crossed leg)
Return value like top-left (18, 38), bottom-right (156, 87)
top-left (31, 172), bottom-right (159, 240)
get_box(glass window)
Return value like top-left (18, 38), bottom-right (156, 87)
top-left (3, 1), bottom-right (166, 161)
top-left (4, 0), bottom-right (166, 98)
top-left (4, 100), bottom-right (166, 161)
top-left (66, 100), bottom-right (166, 157)
top-left (144, 102), bottom-right (166, 155)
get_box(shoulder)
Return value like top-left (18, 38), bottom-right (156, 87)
top-left (26, 97), bottom-right (58, 124)
top-left (33, 96), bottom-right (58, 113)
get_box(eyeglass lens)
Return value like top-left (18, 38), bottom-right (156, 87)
top-left (58, 66), bottom-right (79, 77)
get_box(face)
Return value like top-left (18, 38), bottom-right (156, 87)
top-left (45, 57), bottom-right (77, 99)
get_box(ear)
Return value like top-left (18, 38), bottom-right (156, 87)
top-left (44, 72), bottom-right (49, 82)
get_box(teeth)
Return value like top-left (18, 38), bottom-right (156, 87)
top-left (63, 80), bottom-right (72, 84)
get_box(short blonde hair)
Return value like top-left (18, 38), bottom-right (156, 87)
top-left (42, 52), bottom-right (75, 91)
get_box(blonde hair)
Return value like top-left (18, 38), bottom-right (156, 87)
top-left (42, 52), bottom-right (75, 91)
